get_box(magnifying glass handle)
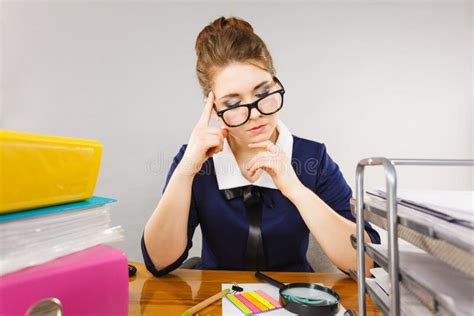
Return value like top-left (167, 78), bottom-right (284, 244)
top-left (255, 271), bottom-right (285, 289)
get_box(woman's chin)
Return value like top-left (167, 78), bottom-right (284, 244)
top-left (247, 131), bottom-right (271, 143)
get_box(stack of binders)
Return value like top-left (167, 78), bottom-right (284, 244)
top-left (0, 130), bottom-right (128, 316)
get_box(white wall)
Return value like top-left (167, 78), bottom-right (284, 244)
top-left (2, 0), bottom-right (472, 262)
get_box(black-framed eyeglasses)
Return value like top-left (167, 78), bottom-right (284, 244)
top-left (213, 76), bottom-right (285, 127)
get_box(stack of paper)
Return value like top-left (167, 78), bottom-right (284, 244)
top-left (367, 189), bottom-right (474, 228)
top-left (369, 243), bottom-right (474, 316)
top-left (368, 268), bottom-right (432, 315)
top-left (0, 131), bottom-right (127, 315)
top-left (0, 197), bottom-right (123, 276)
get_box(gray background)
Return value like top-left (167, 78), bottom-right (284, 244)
top-left (1, 0), bottom-right (472, 262)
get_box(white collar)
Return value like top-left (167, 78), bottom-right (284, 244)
top-left (212, 119), bottom-right (293, 190)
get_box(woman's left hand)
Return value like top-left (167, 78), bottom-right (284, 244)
top-left (246, 140), bottom-right (303, 198)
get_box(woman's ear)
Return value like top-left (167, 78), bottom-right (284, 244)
top-left (221, 127), bottom-right (229, 138)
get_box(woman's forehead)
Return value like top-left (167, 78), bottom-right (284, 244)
top-left (213, 63), bottom-right (272, 100)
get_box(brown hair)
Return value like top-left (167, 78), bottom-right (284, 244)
top-left (195, 16), bottom-right (276, 96)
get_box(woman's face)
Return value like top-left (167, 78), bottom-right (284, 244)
top-left (212, 62), bottom-right (280, 145)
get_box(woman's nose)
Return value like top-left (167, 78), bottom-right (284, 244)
top-left (249, 106), bottom-right (261, 120)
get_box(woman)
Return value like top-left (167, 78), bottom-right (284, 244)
top-left (142, 16), bottom-right (379, 277)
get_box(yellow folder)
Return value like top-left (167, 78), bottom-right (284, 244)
top-left (0, 130), bottom-right (102, 213)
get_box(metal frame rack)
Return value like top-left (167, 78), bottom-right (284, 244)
top-left (353, 158), bottom-right (474, 316)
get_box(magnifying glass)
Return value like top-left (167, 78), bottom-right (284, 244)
top-left (255, 271), bottom-right (340, 316)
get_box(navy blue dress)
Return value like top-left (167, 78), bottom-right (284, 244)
top-left (142, 135), bottom-right (380, 276)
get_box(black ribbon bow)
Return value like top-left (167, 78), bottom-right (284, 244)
top-left (223, 185), bottom-right (274, 271)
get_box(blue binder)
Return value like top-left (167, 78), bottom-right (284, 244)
top-left (0, 196), bottom-right (117, 222)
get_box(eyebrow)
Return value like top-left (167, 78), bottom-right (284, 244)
top-left (218, 80), bottom-right (272, 101)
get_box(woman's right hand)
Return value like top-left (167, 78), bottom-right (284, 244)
top-left (179, 91), bottom-right (228, 175)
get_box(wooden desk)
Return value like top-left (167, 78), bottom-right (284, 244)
top-left (129, 262), bottom-right (382, 315)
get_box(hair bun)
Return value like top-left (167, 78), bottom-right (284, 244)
top-left (194, 15), bottom-right (275, 96)
top-left (217, 16), bottom-right (254, 33)
top-left (195, 16), bottom-right (254, 55)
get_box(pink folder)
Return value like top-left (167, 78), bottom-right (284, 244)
top-left (0, 245), bottom-right (128, 316)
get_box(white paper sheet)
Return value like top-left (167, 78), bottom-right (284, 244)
top-left (369, 189), bottom-right (474, 224)
top-left (364, 192), bottom-right (473, 250)
top-left (221, 283), bottom-right (347, 315)
top-left (366, 273), bottom-right (432, 316)
top-left (370, 243), bottom-right (474, 316)
top-left (0, 204), bottom-right (124, 276)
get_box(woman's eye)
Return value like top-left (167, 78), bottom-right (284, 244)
top-left (256, 91), bottom-right (270, 98)
top-left (225, 102), bottom-right (240, 108)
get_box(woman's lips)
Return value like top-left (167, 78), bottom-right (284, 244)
top-left (248, 124), bottom-right (266, 133)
